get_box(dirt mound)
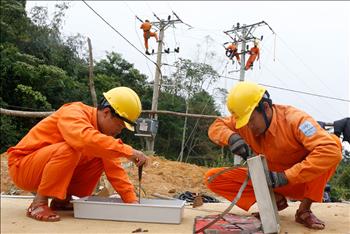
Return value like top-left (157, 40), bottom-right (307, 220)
top-left (123, 156), bottom-right (216, 198)
top-left (1, 153), bottom-right (217, 199)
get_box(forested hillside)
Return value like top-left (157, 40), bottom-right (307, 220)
top-left (0, 0), bottom-right (228, 165)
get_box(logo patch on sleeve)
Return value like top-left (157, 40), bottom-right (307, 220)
top-left (299, 121), bottom-right (316, 137)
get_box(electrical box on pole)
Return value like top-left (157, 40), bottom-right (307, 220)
top-left (139, 12), bottom-right (191, 154)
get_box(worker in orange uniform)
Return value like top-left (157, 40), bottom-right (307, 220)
top-left (140, 19), bottom-right (159, 55)
top-left (225, 43), bottom-right (241, 65)
top-left (245, 39), bottom-right (260, 70)
top-left (205, 81), bottom-right (342, 230)
top-left (7, 87), bottom-right (149, 222)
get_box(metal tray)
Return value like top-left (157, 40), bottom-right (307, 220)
top-left (71, 196), bottom-right (185, 224)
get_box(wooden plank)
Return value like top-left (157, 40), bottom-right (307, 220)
top-left (247, 155), bottom-right (280, 234)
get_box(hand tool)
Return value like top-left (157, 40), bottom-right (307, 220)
top-left (138, 164), bottom-right (143, 203)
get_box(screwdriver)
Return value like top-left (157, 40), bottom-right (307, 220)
top-left (138, 164), bottom-right (143, 204)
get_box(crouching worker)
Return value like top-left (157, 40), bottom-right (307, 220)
top-left (7, 87), bottom-right (149, 222)
top-left (205, 81), bottom-right (342, 230)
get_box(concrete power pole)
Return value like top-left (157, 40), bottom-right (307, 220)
top-left (87, 37), bottom-right (97, 107)
top-left (143, 13), bottom-right (189, 153)
top-left (146, 22), bottom-right (165, 152)
top-left (224, 21), bottom-right (274, 164)
top-left (239, 29), bottom-right (247, 82)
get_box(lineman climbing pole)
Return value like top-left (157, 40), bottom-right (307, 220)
top-left (224, 21), bottom-right (274, 164)
top-left (137, 12), bottom-right (191, 153)
top-left (224, 21), bottom-right (274, 81)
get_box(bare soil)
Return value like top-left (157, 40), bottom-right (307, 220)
top-left (1, 153), bottom-right (216, 199)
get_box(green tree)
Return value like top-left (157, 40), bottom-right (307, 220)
top-left (0, 1), bottom-right (88, 151)
top-left (156, 58), bottom-right (222, 163)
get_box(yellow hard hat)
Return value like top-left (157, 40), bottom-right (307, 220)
top-left (103, 87), bottom-right (142, 131)
top-left (226, 81), bottom-right (266, 129)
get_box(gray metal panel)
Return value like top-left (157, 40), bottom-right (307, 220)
top-left (247, 155), bottom-right (280, 234)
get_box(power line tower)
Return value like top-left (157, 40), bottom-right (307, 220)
top-left (224, 21), bottom-right (274, 81)
top-left (136, 12), bottom-right (191, 153)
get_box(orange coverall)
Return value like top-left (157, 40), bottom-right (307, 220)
top-left (206, 104), bottom-right (342, 211)
top-left (226, 44), bottom-right (240, 62)
top-left (245, 46), bottom-right (260, 70)
top-left (7, 102), bottom-right (137, 202)
top-left (140, 22), bottom-right (158, 50)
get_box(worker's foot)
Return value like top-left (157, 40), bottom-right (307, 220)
top-left (145, 50), bottom-right (151, 55)
top-left (252, 195), bottom-right (288, 219)
top-left (27, 201), bottom-right (60, 222)
top-left (295, 209), bottom-right (325, 230)
top-left (50, 196), bottom-right (73, 211)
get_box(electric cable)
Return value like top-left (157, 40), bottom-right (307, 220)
top-left (218, 75), bottom-right (349, 103)
top-left (276, 34), bottom-right (340, 97)
top-left (261, 64), bottom-right (334, 120)
top-left (81, 0), bottom-right (163, 81)
top-left (258, 38), bottom-right (346, 117)
top-left (164, 61), bottom-right (349, 103)
top-left (123, 1), bottom-right (154, 79)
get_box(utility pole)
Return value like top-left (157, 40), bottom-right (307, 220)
top-left (239, 28), bottom-right (247, 81)
top-left (224, 21), bottom-right (275, 82)
top-left (146, 22), bottom-right (165, 152)
top-left (87, 37), bottom-right (97, 107)
top-left (224, 21), bottom-right (274, 164)
top-left (141, 12), bottom-right (190, 153)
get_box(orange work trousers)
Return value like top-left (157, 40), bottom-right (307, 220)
top-left (204, 165), bottom-right (337, 211)
top-left (143, 31), bottom-right (158, 50)
top-left (245, 54), bottom-right (258, 70)
top-left (9, 142), bottom-right (104, 200)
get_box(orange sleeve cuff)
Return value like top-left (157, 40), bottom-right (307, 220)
top-left (121, 192), bottom-right (137, 203)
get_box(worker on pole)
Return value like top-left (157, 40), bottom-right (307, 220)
top-left (245, 39), bottom-right (260, 70)
top-left (225, 42), bottom-right (241, 65)
top-left (140, 19), bottom-right (159, 55)
top-left (205, 81), bottom-right (342, 230)
top-left (7, 87), bottom-right (149, 222)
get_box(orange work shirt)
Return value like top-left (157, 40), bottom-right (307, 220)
top-left (249, 47), bottom-right (260, 59)
top-left (227, 44), bottom-right (238, 52)
top-left (140, 22), bottom-right (152, 32)
top-left (208, 104), bottom-right (342, 184)
top-left (7, 102), bottom-right (136, 201)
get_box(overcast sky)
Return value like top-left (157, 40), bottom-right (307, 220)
top-left (26, 1), bottom-right (350, 123)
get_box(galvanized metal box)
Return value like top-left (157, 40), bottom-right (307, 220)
top-left (72, 196), bottom-right (185, 224)
top-left (135, 118), bottom-right (159, 137)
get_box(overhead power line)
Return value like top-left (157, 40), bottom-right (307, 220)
top-left (219, 74), bottom-right (349, 103)
top-left (81, 0), bottom-right (162, 78)
top-left (161, 61), bottom-right (349, 103)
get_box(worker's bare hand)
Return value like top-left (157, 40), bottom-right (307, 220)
top-left (130, 149), bottom-right (149, 167)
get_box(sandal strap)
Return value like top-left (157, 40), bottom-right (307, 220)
top-left (27, 202), bottom-right (60, 221)
top-left (295, 209), bottom-right (325, 229)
